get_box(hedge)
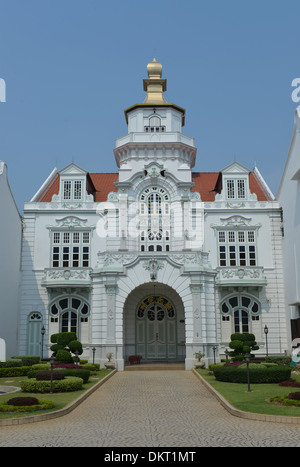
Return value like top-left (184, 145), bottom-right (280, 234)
top-left (20, 376), bottom-right (84, 393)
top-left (11, 356), bottom-right (40, 366)
top-left (0, 366), bottom-right (33, 378)
top-left (213, 364), bottom-right (291, 383)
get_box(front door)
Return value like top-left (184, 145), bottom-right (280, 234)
top-left (136, 296), bottom-right (177, 361)
top-left (146, 303), bottom-right (166, 359)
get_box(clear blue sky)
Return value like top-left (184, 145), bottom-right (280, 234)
top-left (0, 0), bottom-right (299, 212)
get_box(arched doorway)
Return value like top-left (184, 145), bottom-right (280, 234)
top-left (123, 283), bottom-right (185, 363)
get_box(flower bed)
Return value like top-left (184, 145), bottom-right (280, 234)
top-left (0, 397), bottom-right (54, 413)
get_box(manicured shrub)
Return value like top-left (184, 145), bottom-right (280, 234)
top-left (264, 355), bottom-right (292, 366)
top-left (83, 363), bottom-right (100, 371)
top-left (68, 340), bottom-right (83, 355)
top-left (7, 396), bottom-right (39, 406)
top-left (20, 376), bottom-right (84, 393)
top-left (0, 366), bottom-right (33, 377)
top-left (0, 359), bottom-right (23, 368)
top-left (50, 332), bottom-right (83, 363)
top-left (65, 369), bottom-right (90, 383)
top-left (35, 371), bottom-right (65, 381)
top-left (228, 333), bottom-right (259, 360)
top-left (11, 356), bottom-right (40, 366)
top-left (213, 364), bottom-right (291, 383)
top-left (56, 349), bottom-right (73, 363)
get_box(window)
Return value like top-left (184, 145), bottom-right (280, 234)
top-left (139, 186), bottom-right (170, 252)
top-left (220, 295), bottom-right (260, 334)
top-left (226, 179), bottom-right (235, 199)
top-left (144, 115), bottom-right (166, 133)
top-left (51, 231), bottom-right (90, 268)
top-left (63, 181), bottom-right (72, 200)
top-left (50, 296), bottom-right (90, 336)
top-left (62, 180), bottom-right (83, 200)
top-left (225, 179), bottom-right (247, 200)
top-left (218, 230), bottom-right (257, 267)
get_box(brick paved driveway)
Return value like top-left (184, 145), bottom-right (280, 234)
top-left (0, 370), bottom-right (299, 447)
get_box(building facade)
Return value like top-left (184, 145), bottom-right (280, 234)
top-left (18, 59), bottom-right (290, 369)
top-left (0, 161), bottom-right (22, 358)
top-left (277, 105), bottom-right (300, 346)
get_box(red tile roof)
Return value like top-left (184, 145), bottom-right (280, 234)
top-left (36, 171), bottom-right (272, 202)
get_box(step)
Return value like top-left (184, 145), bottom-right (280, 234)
top-left (124, 362), bottom-right (185, 371)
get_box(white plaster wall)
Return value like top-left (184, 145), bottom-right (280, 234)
top-left (0, 162), bottom-right (21, 358)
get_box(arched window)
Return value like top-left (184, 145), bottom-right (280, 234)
top-left (49, 296), bottom-right (90, 341)
top-left (220, 294), bottom-right (261, 335)
top-left (139, 186), bottom-right (170, 251)
top-left (144, 115), bottom-right (166, 133)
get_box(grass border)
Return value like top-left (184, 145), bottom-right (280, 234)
top-left (193, 369), bottom-right (300, 425)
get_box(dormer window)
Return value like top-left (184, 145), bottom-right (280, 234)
top-left (62, 180), bottom-right (83, 201)
top-left (226, 178), bottom-right (246, 200)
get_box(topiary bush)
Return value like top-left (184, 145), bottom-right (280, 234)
top-left (56, 349), bottom-right (74, 363)
top-left (213, 364), bottom-right (291, 383)
top-left (228, 333), bottom-right (259, 360)
top-left (50, 332), bottom-right (83, 363)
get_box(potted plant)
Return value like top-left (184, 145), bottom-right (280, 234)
top-left (104, 352), bottom-right (115, 369)
top-left (194, 351), bottom-right (205, 369)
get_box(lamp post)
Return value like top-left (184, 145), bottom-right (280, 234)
top-left (264, 325), bottom-right (269, 357)
top-left (49, 354), bottom-right (55, 394)
top-left (40, 326), bottom-right (45, 360)
top-left (245, 353), bottom-right (252, 393)
top-left (212, 346), bottom-right (217, 364)
top-left (92, 347), bottom-right (96, 365)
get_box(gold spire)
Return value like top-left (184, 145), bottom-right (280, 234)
top-left (143, 58), bottom-right (167, 104)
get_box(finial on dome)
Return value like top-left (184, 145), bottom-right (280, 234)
top-left (143, 58), bottom-right (167, 104)
top-left (147, 58), bottom-right (163, 79)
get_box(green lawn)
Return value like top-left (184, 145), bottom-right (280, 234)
top-left (0, 369), bottom-right (113, 420)
top-left (197, 368), bottom-right (300, 417)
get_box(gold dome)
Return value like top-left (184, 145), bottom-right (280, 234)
top-left (147, 58), bottom-right (162, 79)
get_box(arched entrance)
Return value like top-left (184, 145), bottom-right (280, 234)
top-left (123, 283), bottom-right (185, 363)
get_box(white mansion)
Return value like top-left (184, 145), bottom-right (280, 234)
top-left (3, 59), bottom-right (292, 369)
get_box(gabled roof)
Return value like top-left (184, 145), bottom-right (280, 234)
top-left (34, 169), bottom-right (272, 203)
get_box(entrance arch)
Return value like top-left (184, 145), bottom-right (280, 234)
top-left (123, 283), bottom-right (185, 363)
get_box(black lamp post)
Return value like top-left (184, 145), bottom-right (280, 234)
top-left (40, 325), bottom-right (45, 360)
top-left (212, 346), bottom-right (217, 364)
top-left (264, 325), bottom-right (269, 357)
top-left (245, 353), bottom-right (252, 393)
top-left (92, 347), bottom-right (96, 365)
top-left (49, 354), bottom-right (55, 394)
